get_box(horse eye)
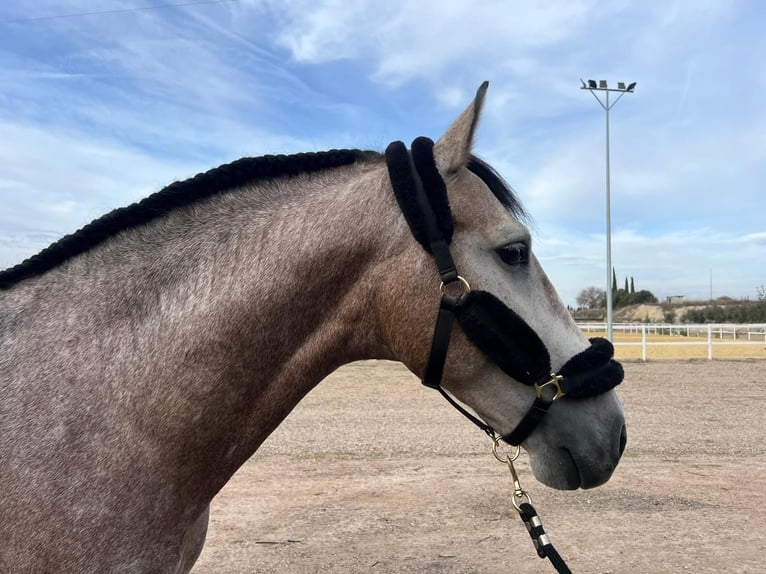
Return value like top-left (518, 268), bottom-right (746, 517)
top-left (496, 243), bottom-right (529, 266)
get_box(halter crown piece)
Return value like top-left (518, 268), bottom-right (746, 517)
top-left (385, 137), bottom-right (624, 446)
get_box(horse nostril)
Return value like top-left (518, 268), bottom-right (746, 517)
top-left (619, 424), bottom-right (628, 457)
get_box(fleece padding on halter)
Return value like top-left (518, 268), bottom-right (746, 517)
top-left (385, 139), bottom-right (457, 282)
top-left (454, 291), bottom-right (552, 386)
top-left (410, 137), bottom-right (453, 244)
top-left (454, 291), bottom-right (623, 398)
top-left (558, 338), bottom-right (624, 399)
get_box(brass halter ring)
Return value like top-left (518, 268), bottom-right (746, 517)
top-left (439, 275), bottom-right (471, 296)
top-left (492, 434), bottom-right (520, 464)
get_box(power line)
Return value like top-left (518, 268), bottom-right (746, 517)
top-left (0, 0), bottom-right (239, 25)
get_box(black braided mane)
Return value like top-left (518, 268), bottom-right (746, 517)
top-left (0, 149), bottom-right (378, 290)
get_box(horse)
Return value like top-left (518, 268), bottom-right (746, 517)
top-left (0, 83), bottom-right (626, 573)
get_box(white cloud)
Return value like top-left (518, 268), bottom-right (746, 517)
top-left (740, 232), bottom-right (766, 245)
top-left (0, 120), bottom-right (196, 250)
top-left (268, 0), bottom-right (602, 87)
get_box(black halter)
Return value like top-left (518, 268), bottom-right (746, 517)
top-left (385, 137), bottom-right (623, 445)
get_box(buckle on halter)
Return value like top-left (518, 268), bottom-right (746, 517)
top-left (534, 374), bottom-right (565, 402)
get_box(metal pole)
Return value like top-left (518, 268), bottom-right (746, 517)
top-left (605, 90), bottom-right (613, 342)
top-left (580, 79), bottom-right (635, 343)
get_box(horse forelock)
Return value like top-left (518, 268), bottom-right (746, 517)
top-left (0, 149), bottom-right (380, 290)
top-left (467, 155), bottom-right (528, 224)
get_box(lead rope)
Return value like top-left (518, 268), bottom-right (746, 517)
top-left (491, 436), bottom-right (573, 574)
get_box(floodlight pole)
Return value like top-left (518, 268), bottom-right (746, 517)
top-left (581, 79), bottom-right (635, 342)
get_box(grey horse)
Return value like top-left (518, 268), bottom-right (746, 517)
top-left (0, 84), bottom-right (625, 572)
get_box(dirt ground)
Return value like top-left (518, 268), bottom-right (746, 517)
top-left (192, 360), bottom-right (766, 573)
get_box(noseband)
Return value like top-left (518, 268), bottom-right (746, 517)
top-left (385, 137), bottom-right (623, 445)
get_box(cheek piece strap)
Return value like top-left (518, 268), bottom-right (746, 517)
top-left (385, 138), bottom-right (623, 446)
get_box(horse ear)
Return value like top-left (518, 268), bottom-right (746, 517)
top-left (433, 81), bottom-right (489, 174)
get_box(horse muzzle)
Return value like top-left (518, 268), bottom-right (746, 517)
top-left (527, 391), bottom-right (627, 490)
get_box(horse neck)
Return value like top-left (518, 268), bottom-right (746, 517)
top-left (17, 160), bottom-right (398, 501)
top-left (156, 164), bottom-right (397, 473)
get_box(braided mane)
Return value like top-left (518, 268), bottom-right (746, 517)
top-left (0, 149), bottom-right (378, 289)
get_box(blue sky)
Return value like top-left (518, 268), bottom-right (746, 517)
top-left (1, 0), bottom-right (764, 306)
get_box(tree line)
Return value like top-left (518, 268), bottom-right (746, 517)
top-left (680, 286), bottom-right (766, 323)
top-left (576, 270), bottom-right (657, 310)
top-left (576, 282), bottom-right (766, 323)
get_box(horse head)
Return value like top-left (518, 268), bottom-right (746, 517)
top-left (376, 83), bottom-right (626, 490)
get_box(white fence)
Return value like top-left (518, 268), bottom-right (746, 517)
top-left (576, 323), bottom-right (766, 361)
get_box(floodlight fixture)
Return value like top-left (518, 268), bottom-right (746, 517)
top-left (617, 82), bottom-right (625, 90)
top-left (588, 79), bottom-right (597, 89)
top-left (599, 80), bottom-right (607, 88)
top-left (627, 82), bottom-right (636, 91)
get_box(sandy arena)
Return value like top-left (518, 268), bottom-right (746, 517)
top-left (192, 360), bottom-right (765, 573)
